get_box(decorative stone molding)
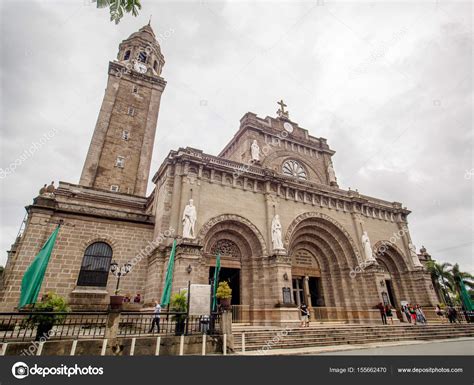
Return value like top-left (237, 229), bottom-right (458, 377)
top-left (210, 239), bottom-right (241, 258)
top-left (197, 214), bottom-right (268, 255)
top-left (373, 240), bottom-right (410, 273)
top-left (284, 211), bottom-right (362, 264)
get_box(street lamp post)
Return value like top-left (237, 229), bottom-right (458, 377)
top-left (110, 261), bottom-right (132, 295)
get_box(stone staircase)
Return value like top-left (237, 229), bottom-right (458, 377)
top-left (232, 323), bottom-right (474, 353)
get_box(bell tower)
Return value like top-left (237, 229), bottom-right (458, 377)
top-left (79, 23), bottom-right (166, 196)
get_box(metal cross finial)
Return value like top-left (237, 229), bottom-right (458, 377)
top-left (277, 99), bottom-right (289, 119)
top-left (277, 99), bottom-right (287, 113)
top-left (148, 15), bottom-right (152, 25)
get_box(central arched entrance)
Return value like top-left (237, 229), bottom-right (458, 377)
top-left (285, 213), bottom-right (365, 320)
top-left (198, 214), bottom-right (266, 317)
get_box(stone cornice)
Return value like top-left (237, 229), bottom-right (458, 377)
top-left (153, 147), bottom-right (411, 222)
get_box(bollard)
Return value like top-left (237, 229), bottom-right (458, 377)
top-left (101, 339), bottom-right (108, 356)
top-left (130, 337), bottom-right (136, 356)
top-left (36, 341), bottom-right (44, 356)
top-left (179, 334), bottom-right (184, 356)
top-left (242, 332), bottom-right (245, 353)
top-left (70, 340), bottom-right (77, 356)
top-left (202, 334), bottom-right (206, 356)
top-left (155, 336), bottom-right (161, 356)
top-left (223, 333), bottom-right (227, 355)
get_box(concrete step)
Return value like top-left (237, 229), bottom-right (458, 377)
top-left (232, 324), bottom-right (474, 351)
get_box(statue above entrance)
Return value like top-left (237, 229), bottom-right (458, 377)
top-left (182, 199), bottom-right (197, 239)
top-left (250, 139), bottom-right (260, 163)
top-left (271, 214), bottom-right (285, 251)
top-left (409, 242), bottom-right (423, 268)
top-left (361, 231), bottom-right (376, 263)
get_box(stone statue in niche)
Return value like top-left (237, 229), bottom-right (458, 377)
top-left (182, 199), bottom-right (197, 239)
top-left (361, 231), bottom-right (376, 262)
top-left (271, 214), bottom-right (284, 250)
top-left (250, 140), bottom-right (260, 162)
top-left (327, 162), bottom-right (337, 186)
top-left (409, 243), bottom-right (423, 268)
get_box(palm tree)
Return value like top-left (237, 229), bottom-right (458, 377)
top-left (426, 261), bottom-right (454, 305)
top-left (450, 263), bottom-right (474, 309)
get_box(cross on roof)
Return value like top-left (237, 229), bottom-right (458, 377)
top-left (277, 99), bottom-right (287, 113)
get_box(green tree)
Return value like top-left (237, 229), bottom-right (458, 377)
top-left (94, 0), bottom-right (141, 24)
top-left (450, 263), bottom-right (474, 308)
top-left (426, 261), bottom-right (454, 305)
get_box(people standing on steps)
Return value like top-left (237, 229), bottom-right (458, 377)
top-left (435, 304), bottom-right (446, 323)
top-left (376, 302), bottom-right (387, 325)
top-left (300, 304), bottom-right (310, 327)
top-left (385, 304), bottom-right (394, 325)
top-left (415, 304), bottom-right (426, 324)
top-left (408, 304), bottom-right (417, 325)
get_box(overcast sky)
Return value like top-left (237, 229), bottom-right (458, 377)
top-left (0, 0), bottom-right (472, 272)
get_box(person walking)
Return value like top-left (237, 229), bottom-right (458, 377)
top-left (435, 304), bottom-right (446, 323)
top-left (376, 302), bottom-right (387, 325)
top-left (385, 304), bottom-right (394, 325)
top-left (300, 304), bottom-right (310, 327)
top-left (148, 299), bottom-right (161, 333)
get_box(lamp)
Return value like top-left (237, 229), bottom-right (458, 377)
top-left (187, 264), bottom-right (193, 274)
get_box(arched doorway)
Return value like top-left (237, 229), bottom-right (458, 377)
top-left (285, 213), bottom-right (363, 314)
top-left (198, 214), bottom-right (266, 310)
top-left (374, 242), bottom-right (410, 309)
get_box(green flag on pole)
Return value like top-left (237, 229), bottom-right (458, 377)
top-left (160, 239), bottom-right (177, 306)
top-left (459, 279), bottom-right (473, 312)
top-left (19, 226), bottom-right (60, 308)
top-left (212, 252), bottom-right (221, 311)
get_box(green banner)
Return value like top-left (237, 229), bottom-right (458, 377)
top-left (212, 252), bottom-right (221, 311)
top-left (19, 226), bottom-right (60, 308)
top-left (160, 239), bottom-right (177, 306)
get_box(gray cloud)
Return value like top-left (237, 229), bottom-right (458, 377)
top-left (0, 0), bottom-right (472, 273)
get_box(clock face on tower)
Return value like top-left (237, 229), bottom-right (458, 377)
top-left (134, 62), bottom-right (147, 74)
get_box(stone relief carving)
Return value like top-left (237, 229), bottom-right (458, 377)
top-left (210, 239), bottom-right (241, 258)
top-left (197, 214), bottom-right (268, 255)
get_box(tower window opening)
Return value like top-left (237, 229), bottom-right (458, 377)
top-left (132, 85), bottom-right (138, 94)
top-left (115, 156), bottom-right (125, 168)
top-left (124, 50), bottom-right (131, 61)
top-left (122, 130), bottom-right (130, 140)
top-left (153, 61), bottom-right (158, 72)
top-left (138, 51), bottom-right (147, 63)
top-left (110, 185), bottom-right (119, 192)
top-left (127, 106), bottom-right (135, 116)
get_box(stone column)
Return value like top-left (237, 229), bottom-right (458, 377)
top-left (172, 239), bottom-right (205, 295)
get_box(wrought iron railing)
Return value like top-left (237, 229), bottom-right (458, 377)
top-left (0, 312), bottom-right (108, 342)
top-left (118, 312), bottom-right (221, 337)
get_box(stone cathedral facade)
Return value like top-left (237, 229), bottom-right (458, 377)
top-left (0, 25), bottom-right (438, 324)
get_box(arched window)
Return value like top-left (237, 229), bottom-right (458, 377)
top-left (282, 160), bottom-right (307, 180)
top-left (77, 242), bottom-right (113, 287)
top-left (153, 60), bottom-right (158, 72)
top-left (123, 50), bottom-right (131, 61)
top-left (138, 51), bottom-right (147, 63)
